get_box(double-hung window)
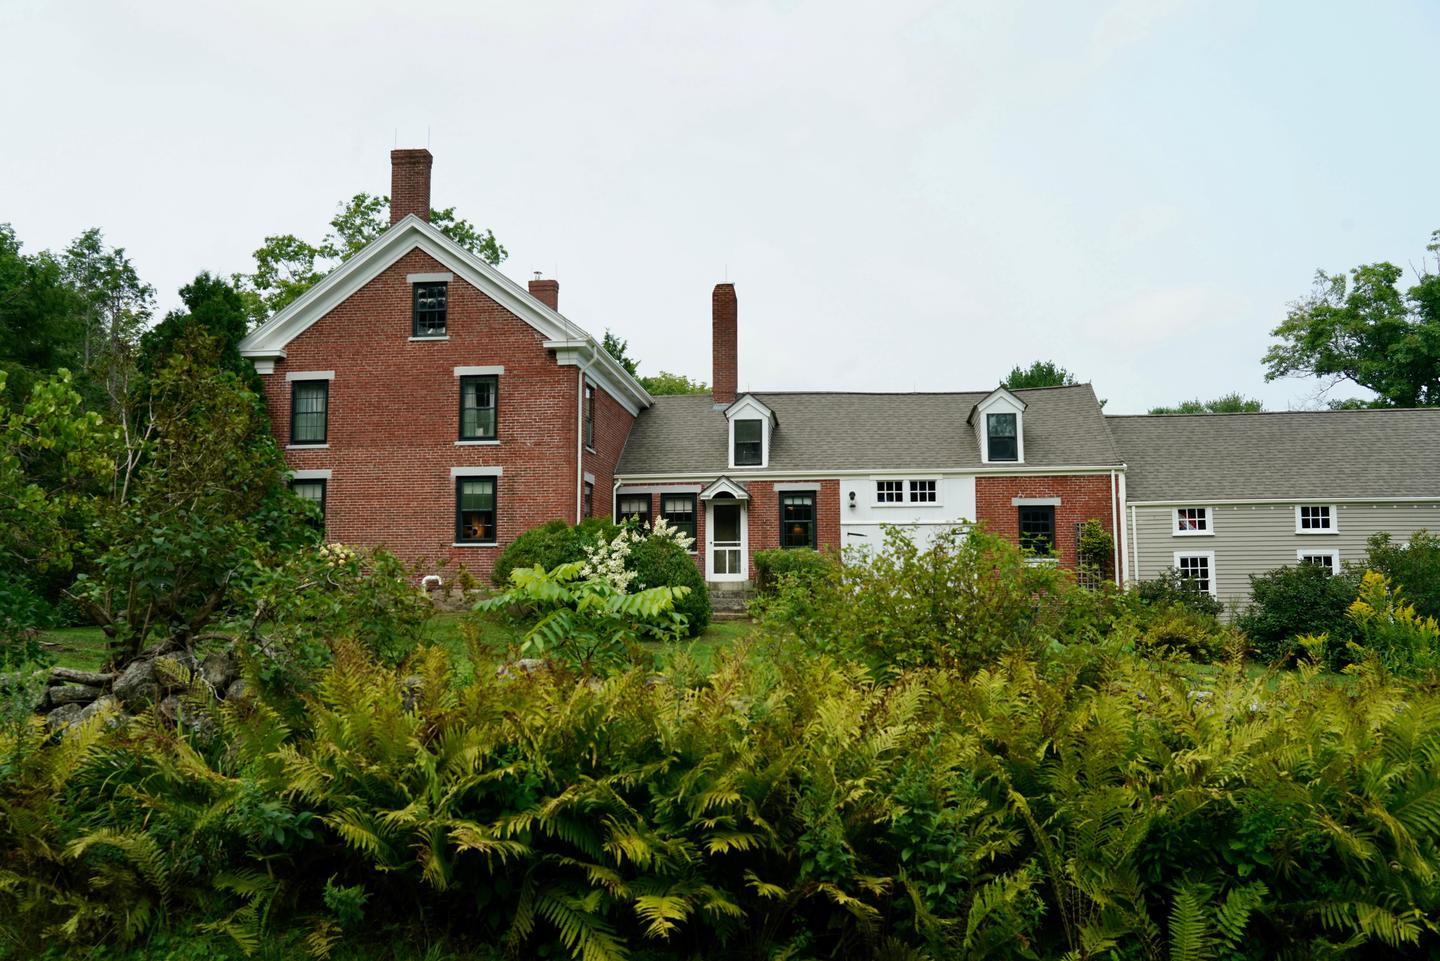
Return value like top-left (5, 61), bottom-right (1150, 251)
top-left (413, 282), bottom-right (448, 337)
top-left (1298, 550), bottom-right (1339, 574)
top-left (617, 494), bottom-right (651, 527)
top-left (734, 419), bottom-right (763, 466)
top-left (455, 477), bottom-right (497, 545)
top-left (987, 413), bottom-right (1018, 462)
top-left (584, 383), bottom-right (595, 450)
top-left (1297, 505), bottom-right (1336, 533)
top-left (1174, 507), bottom-right (1212, 535)
top-left (876, 480), bottom-right (903, 503)
top-left (583, 482), bottom-right (594, 518)
top-left (780, 492), bottom-right (816, 549)
top-left (1174, 552), bottom-right (1216, 596)
top-left (908, 480), bottom-right (937, 503)
top-left (1018, 505), bottom-right (1055, 555)
top-left (290, 381), bottom-right (328, 445)
top-left (661, 494), bottom-right (697, 545)
top-left (459, 375), bottom-right (497, 441)
top-left (289, 479), bottom-right (326, 529)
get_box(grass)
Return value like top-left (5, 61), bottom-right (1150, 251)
top-left (35, 626), bottom-right (109, 673)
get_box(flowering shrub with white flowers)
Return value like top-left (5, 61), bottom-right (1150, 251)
top-left (580, 526), bottom-right (640, 593)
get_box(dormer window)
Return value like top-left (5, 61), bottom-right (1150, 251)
top-left (734, 420), bottom-right (762, 465)
top-left (970, 387), bottom-right (1027, 464)
top-left (725, 394), bottom-right (776, 469)
top-left (987, 413), bottom-right (1018, 461)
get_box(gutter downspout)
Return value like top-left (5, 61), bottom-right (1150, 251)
top-left (575, 344), bottom-right (598, 523)
top-left (1118, 468), bottom-right (1131, 587)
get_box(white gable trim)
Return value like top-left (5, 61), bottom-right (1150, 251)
top-left (724, 393), bottom-right (775, 422)
top-left (237, 215), bottom-right (652, 414)
top-left (700, 476), bottom-right (751, 501)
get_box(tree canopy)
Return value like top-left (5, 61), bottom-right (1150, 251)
top-left (1263, 231), bottom-right (1440, 408)
top-left (1148, 393), bottom-right (1265, 415)
top-left (602, 329), bottom-right (708, 395)
top-left (1003, 360), bottom-right (1077, 390)
top-left (236, 193), bottom-right (508, 325)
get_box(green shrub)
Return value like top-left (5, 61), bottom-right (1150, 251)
top-left (1237, 563), bottom-right (1361, 665)
top-left (752, 547), bottom-right (832, 596)
top-left (1365, 530), bottom-right (1440, 622)
top-left (1344, 570), bottom-right (1440, 676)
top-left (627, 535), bottom-right (709, 636)
top-left (1133, 568), bottom-right (1226, 618)
top-left (491, 518), bottom-right (619, 586)
top-left (1130, 602), bottom-right (1236, 663)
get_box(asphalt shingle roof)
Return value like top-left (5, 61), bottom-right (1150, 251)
top-left (616, 384), bottom-right (1120, 474)
top-left (1108, 410), bottom-right (1440, 501)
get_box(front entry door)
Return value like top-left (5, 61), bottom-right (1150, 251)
top-left (707, 500), bottom-right (748, 581)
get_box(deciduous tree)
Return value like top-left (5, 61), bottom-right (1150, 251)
top-left (1148, 393), bottom-right (1264, 415)
top-left (1003, 360), bottom-right (1077, 390)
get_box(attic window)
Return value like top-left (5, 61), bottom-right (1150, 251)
top-left (734, 419), bottom-right (763, 466)
top-left (413, 282), bottom-right (448, 337)
top-left (987, 413), bottom-right (1018, 462)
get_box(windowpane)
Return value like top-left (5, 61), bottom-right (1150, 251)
top-left (291, 381), bottom-right (328, 444)
top-left (780, 493), bottom-right (816, 549)
top-left (1176, 508), bottom-right (1208, 532)
top-left (456, 477), bottom-right (497, 544)
top-left (1017, 506), bottom-right (1055, 554)
top-left (1299, 506), bottom-right (1333, 531)
top-left (289, 479), bottom-right (326, 529)
top-left (584, 482), bottom-right (594, 518)
top-left (987, 413), bottom-right (1018, 461)
top-left (661, 494), bottom-right (697, 543)
top-left (734, 419), bottom-right (763, 466)
top-left (584, 384), bottom-right (595, 448)
top-left (413, 282), bottom-right (448, 336)
top-left (618, 495), bottom-right (652, 526)
top-left (1177, 555), bottom-right (1212, 593)
top-left (1300, 553), bottom-right (1336, 574)
top-left (460, 376), bottom-right (497, 440)
top-left (909, 480), bottom-right (937, 503)
top-left (876, 480), bottom-right (903, 503)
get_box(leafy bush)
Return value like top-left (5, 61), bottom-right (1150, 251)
top-left (491, 518), bottom-right (619, 587)
top-left (1133, 567), bottom-right (1226, 618)
top-left (752, 547), bottom-right (832, 596)
top-left (1365, 529), bottom-right (1440, 622)
top-left (1129, 602), bottom-right (1237, 663)
top-left (757, 526), bottom-right (1087, 673)
top-left (476, 561), bottom-right (689, 672)
top-left (1344, 570), bottom-right (1440, 676)
top-left (627, 535), bottom-right (709, 636)
top-left (1237, 563), bottom-right (1362, 665)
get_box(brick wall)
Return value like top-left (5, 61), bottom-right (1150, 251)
top-left (974, 474), bottom-right (1115, 569)
top-left (582, 378), bottom-right (634, 521)
top-left (260, 247), bottom-right (635, 581)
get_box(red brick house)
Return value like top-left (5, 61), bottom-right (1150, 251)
top-left (238, 149), bottom-right (1126, 584)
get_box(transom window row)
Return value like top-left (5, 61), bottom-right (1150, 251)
top-left (875, 479), bottom-right (937, 503)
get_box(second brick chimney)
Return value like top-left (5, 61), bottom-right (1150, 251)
top-left (390, 149), bottom-right (433, 224)
top-left (712, 283), bottom-right (737, 405)
top-left (528, 277), bottom-right (560, 311)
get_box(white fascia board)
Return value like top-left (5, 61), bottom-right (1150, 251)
top-left (967, 386), bottom-right (1028, 426)
top-left (543, 339), bottom-right (652, 415)
top-left (723, 393), bottom-right (775, 422)
top-left (238, 216), bottom-right (653, 411)
top-left (616, 464), bottom-right (1125, 483)
top-left (1127, 496), bottom-right (1440, 507)
top-left (699, 476), bottom-right (750, 500)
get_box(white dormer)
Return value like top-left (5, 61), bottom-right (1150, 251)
top-left (968, 387), bottom-right (1027, 464)
top-left (725, 394), bottom-right (776, 469)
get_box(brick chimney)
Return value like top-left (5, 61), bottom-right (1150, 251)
top-left (390, 148), bottom-right (433, 224)
top-left (528, 277), bottom-right (559, 311)
top-left (712, 283), bottom-right (737, 405)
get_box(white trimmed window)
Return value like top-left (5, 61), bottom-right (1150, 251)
top-left (1173, 507), bottom-right (1212, 536)
top-left (908, 480), bottom-right (937, 503)
top-left (1174, 551), bottom-right (1216, 596)
top-left (1298, 549), bottom-right (1340, 574)
top-left (876, 480), bottom-right (904, 503)
top-left (1296, 505), bottom-right (1337, 533)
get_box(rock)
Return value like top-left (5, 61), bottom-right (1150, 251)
top-left (223, 678), bottom-right (250, 702)
top-left (158, 694), bottom-right (183, 724)
top-left (48, 667), bottom-right (115, 687)
top-left (45, 703), bottom-right (86, 729)
top-left (0, 669), bottom-right (46, 692)
top-left (496, 658), bottom-right (547, 680)
top-left (113, 659), bottom-right (159, 708)
top-left (74, 694), bottom-right (122, 727)
top-left (400, 675), bottom-right (424, 711)
top-left (46, 684), bottom-right (101, 707)
top-left (200, 650), bottom-right (238, 694)
top-left (153, 652), bottom-right (198, 691)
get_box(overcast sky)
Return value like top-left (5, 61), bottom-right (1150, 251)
top-left (3, 1), bottom-right (1437, 413)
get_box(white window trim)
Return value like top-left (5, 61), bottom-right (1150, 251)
top-left (453, 365), bottom-right (504, 377)
top-left (906, 479), bottom-right (940, 505)
top-left (975, 391), bottom-right (1026, 465)
top-left (1173, 550), bottom-right (1217, 597)
top-left (285, 370), bottom-right (334, 381)
top-left (874, 479), bottom-right (906, 506)
top-left (451, 466), bottom-right (503, 477)
top-left (728, 416), bottom-right (770, 470)
top-left (288, 469), bottom-right (332, 480)
top-left (455, 440), bottom-right (500, 446)
top-left (408, 335), bottom-right (450, 342)
top-left (286, 443), bottom-right (329, 450)
top-left (1295, 504), bottom-right (1339, 534)
top-left (408, 272), bottom-right (454, 284)
top-left (1172, 507), bottom-right (1214, 537)
top-left (1297, 548), bottom-right (1340, 571)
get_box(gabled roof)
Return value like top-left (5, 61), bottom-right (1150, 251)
top-left (966, 386), bottom-right (1027, 425)
top-left (700, 476), bottom-right (750, 500)
top-left (1109, 409), bottom-right (1440, 501)
top-left (616, 384), bottom-right (1120, 475)
top-left (236, 214), bottom-right (652, 413)
top-left (724, 393), bottom-right (776, 424)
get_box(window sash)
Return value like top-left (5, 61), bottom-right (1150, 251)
top-left (987, 413), bottom-right (1018, 461)
top-left (780, 493), bottom-right (816, 549)
top-left (660, 494), bottom-right (697, 543)
top-left (1175, 508), bottom-right (1209, 533)
top-left (289, 479), bottom-right (326, 528)
top-left (584, 384), bottom-right (595, 449)
top-left (1299, 505), bottom-right (1333, 531)
top-left (290, 381), bottom-right (328, 444)
top-left (876, 480), bottom-right (903, 503)
top-left (413, 282), bottom-right (448, 337)
top-left (459, 375), bottom-right (498, 440)
top-left (1177, 555), bottom-right (1212, 593)
top-left (734, 419), bottom-right (763, 466)
top-left (618, 495), bottom-right (652, 526)
top-left (908, 480), bottom-right (937, 503)
top-left (455, 477), bottom-right (497, 544)
top-left (583, 482), bottom-right (594, 518)
top-left (1017, 505), bottom-right (1055, 554)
